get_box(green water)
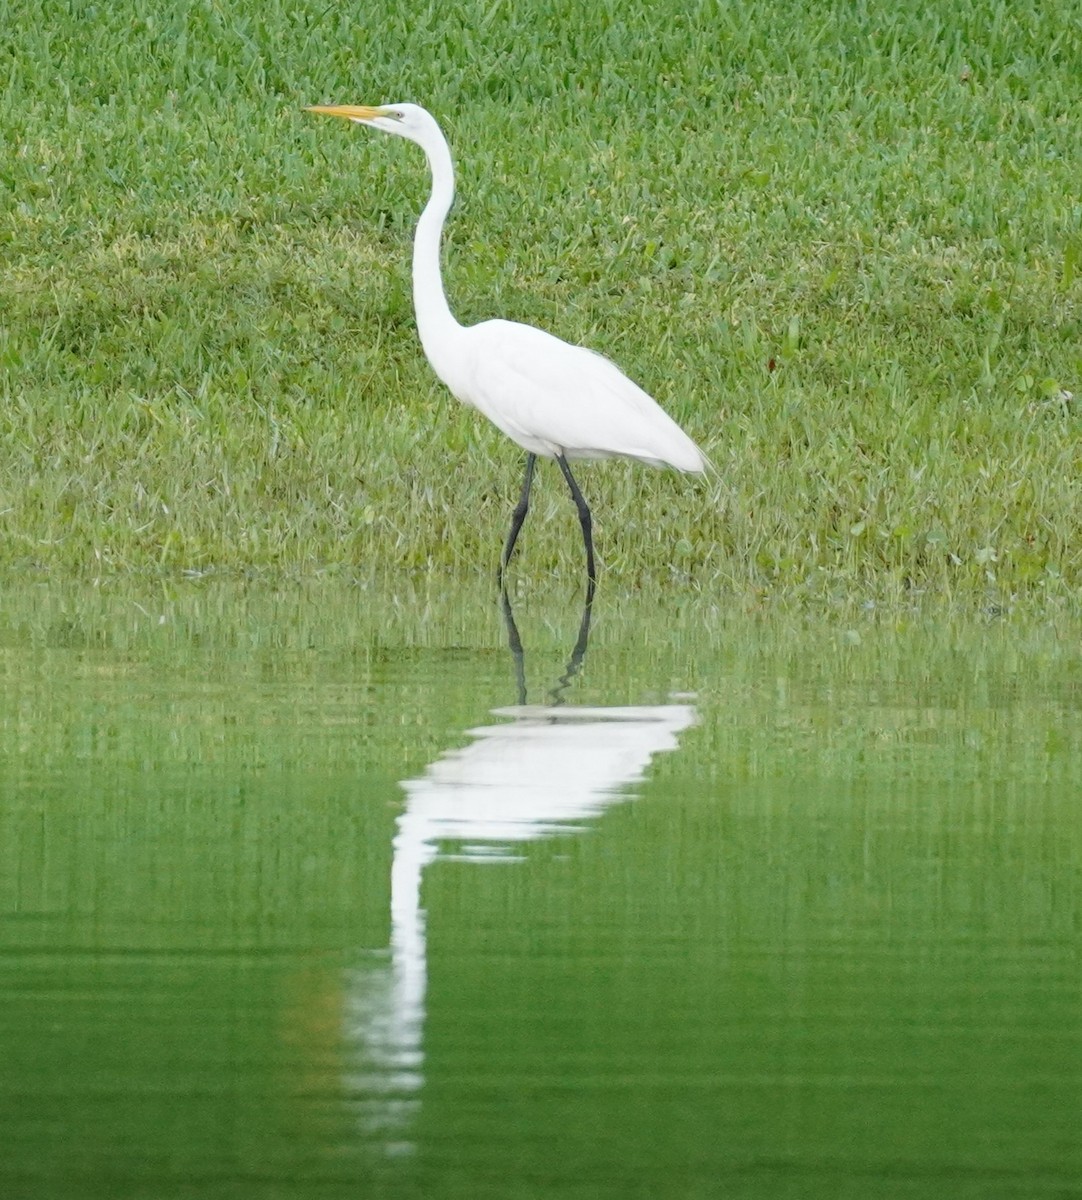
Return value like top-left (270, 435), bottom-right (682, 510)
top-left (1, 581), bottom-right (1080, 1199)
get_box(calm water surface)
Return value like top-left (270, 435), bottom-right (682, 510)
top-left (1, 581), bottom-right (1080, 1199)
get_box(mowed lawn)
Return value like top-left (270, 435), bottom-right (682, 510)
top-left (1, 0), bottom-right (1079, 605)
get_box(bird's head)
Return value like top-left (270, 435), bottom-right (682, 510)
top-left (305, 101), bottom-right (438, 145)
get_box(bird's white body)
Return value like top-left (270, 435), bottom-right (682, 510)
top-left (307, 101), bottom-right (705, 579)
top-left (437, 317), bottom-right (704, 470)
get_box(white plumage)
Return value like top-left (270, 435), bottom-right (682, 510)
top-left (451, 319), bottom-right (705, 470)
top-left (307, 101), bottom-right (706, 583)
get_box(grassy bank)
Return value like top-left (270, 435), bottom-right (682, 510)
top-left (1, 0), bottom-right (1079, 605)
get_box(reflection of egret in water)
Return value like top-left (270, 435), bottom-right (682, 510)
top-left (344, 589), bottom-right (696, 1151)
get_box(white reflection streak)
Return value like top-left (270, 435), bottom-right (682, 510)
top-left (344, 702), bottom-right (696, 1150)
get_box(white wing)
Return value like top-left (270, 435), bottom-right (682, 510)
top-left (445, 319), bottom-right (705, 471)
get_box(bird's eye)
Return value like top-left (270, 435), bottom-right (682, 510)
top-left (392, 110), bottom-right (405, 120)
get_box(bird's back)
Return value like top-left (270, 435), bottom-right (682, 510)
top-left (436, 319), bottom-right (705, 472)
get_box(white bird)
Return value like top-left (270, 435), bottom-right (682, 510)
top-left (306, 102), bottom-right (707, 585)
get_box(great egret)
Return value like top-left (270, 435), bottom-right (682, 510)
top-left (306, 102), bottom-right (706, 585)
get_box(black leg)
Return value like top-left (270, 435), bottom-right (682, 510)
top-left (556, 454), bottom-right (596, 585)
top-left (499, 453), bottom-right (537, 584)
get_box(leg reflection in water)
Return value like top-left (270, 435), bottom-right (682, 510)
top-left (500, 582), bottom-right (595, 707)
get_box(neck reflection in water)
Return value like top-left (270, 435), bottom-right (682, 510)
top-left (343, 588), bottom-right (696, 1152)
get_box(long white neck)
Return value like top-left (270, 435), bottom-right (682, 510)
top-left (412, 129), bottom-right (462, 366)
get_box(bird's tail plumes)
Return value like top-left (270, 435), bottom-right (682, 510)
top-left (631, 416), bottom-right (708, 474)
top-left (668, 437), bottom-right (709, 474)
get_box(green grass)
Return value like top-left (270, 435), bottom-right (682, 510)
top-left (1, 0), bottom-right (1080, 607)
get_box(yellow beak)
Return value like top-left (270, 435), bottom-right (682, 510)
top-left (305, 104), bottom-right (388, 122)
